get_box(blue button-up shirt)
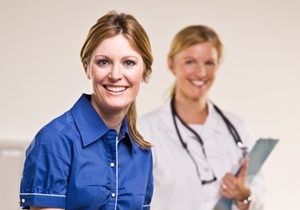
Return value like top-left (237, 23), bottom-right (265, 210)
top-left (20, 94), bottom-right (153, 210)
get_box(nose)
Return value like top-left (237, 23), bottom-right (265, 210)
top-left (109, 64), bottom-right (122, 81)
top-left (195, 63), bottom-right (207, 77)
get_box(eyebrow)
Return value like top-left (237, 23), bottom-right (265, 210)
top-left (94, 54), bottom-right (140, 60)
top-left (94, 55), bottom-right (109, 59)
top-left (182, 56), bottom-right (195, 60)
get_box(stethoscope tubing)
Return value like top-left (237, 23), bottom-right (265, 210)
top-left (170, 96), bottom-right (247, 184)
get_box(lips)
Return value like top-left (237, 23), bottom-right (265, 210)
top-left (190, 80), bottom-right (205, 87)
top-left (104, 85), bottom-right (127, 92)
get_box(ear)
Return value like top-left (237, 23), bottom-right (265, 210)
top-left (141, 62), bottom-right (150, 83)
top-left (168, 58), bottom-right (175, 75)
top-left (83, 63), bottom-right (91, 79)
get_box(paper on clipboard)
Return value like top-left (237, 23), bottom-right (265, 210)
top-left (213, 138), bottom-right (279, 210)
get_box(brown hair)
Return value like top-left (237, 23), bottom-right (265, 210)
top-left (168, 25), bottom-right (223, 97)
top-left (80, 10), bottom-right (153, 149)
top-left (168, 25), bottom-right (223, 61)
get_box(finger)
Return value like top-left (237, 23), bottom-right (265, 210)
top-left (222, 174), bottom-right (238, 189)
top-left (237, 159), bottom-right (248, 180)
top-left (220, 189), bottom-right (233, 198)
top-left (221, 180), bottom-right (239, 198)
top-left (221, 182), bottom-right (228, 190)
top-left (220, 183), bottom-right (238, 199)
top-left (219, 184), bottom-right (231, 198)
top-left (223, 172), bottom-right (236, 183)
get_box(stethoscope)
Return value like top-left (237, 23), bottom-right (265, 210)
top-left (170, 96), bottom-right (248, 185)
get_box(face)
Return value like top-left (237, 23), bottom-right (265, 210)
top-left (86, 34), bottom-right (145, 114)
top-left (169, 42), bottom-right (219, 102)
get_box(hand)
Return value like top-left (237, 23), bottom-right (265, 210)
top-left (220, 159), bottom-right (251, 210)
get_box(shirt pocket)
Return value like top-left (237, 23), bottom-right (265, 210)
top-left (118, 191), bottom-right (146, 210)
top-left (66, 184), bottom-right (110, 210)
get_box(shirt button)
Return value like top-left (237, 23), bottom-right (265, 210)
top-left (21, 198), bottom-right (25, 203)
top-left (111, 192), bottom-right (116, 198)
top-left (110, 162), bottom-right (115, 167)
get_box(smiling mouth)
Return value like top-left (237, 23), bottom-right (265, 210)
top-left (104, 85), bottom-right (127, 93)
top-left (190, 80), bottom-right (205, 87)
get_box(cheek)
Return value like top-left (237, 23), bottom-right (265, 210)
top-left (173, 63), bottom-right (192, 76)
top-left (131, 76), bottom-right (143, 91)
top-left (90, 67), bottom-right (106, 82)
top-left (129, 72), bottom-right (144, 96)
top-left (131, 67), bottom-right (145, 84)
top-left (133, 83), bottom-right (142, 94)
top-left (208, 69), bottom-right (218, 79)
top-left (174, 68), bottom-right (190, 81)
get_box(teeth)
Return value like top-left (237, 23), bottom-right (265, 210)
top-left (106, 85), bottom-right (126, 92)
top-left (191, 80), bottom-right (204, 86)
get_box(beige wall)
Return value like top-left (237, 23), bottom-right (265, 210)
top-left (1, 0), bottom-right (299, 209)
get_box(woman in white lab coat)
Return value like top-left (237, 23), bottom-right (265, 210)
top-left (138, 25), bottom-right (265, 210)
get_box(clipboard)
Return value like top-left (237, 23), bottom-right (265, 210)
top-left (213, 138), bottom-right (279, 210)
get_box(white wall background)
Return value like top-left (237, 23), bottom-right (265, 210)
top-left (1, 0), bottom-right (299, 209)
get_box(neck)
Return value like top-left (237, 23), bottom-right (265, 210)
top-left (174, 95), bottom-right (208, 124)
top-left (91, 97), bottom-right (127, 133)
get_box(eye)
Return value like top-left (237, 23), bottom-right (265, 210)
top-left (185, 59), bottom-right (195, 65)
top-left (123, 60), bottom-right (136, 68)
top-left (184, 59), bottom-right (197, 67)
top-left (205, 60), bottom-right (216, 68)
top-left (97, 59), bottom-right (110, 67)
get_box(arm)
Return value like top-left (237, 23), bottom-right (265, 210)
top-left (225, 112), bottom-right (266, 210)
top-left (20, 128), bottom-right (71, 209)
top-left (142, 151), bottom-right (153, 210)
top-left (220, 160), bottom-right (251, 210)
top-left (30, 208), bottom-right (64, 210)
top-left (241, 169), bottom-right (266, 210)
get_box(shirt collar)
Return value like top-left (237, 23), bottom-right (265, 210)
top-left (71, 94), bottom-right (137, 152)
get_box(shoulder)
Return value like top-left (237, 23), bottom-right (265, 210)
top-left (210, 102), bottom-right (246, 126)
top-left (138, 104), bottom-right (171, 135)
top-left (137, 102), bottom-right (172, 145)
top-left (223, 110), bottom-right (246, 126)
top-left (27, 110), bottom-right (75, 155)
top-left (138, 102), bottom-right (171, 127)
top-left (217, 106), bottom-right (255, 148)
top-left (40, 110), bottom-right (74, 140)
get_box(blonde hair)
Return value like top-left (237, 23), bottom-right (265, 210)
top-left (80, 10), bottom-right (153, 149)
top-left (168, 25), bottom-right (223, 97)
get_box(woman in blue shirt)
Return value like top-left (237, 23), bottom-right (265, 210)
top-left (20, 10), bottom-right (153, 210)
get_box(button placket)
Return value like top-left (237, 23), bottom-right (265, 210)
top-left (105, 130), bottom-right (119, 206)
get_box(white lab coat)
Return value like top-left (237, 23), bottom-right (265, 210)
top-left (138, 100), bottom-right (265, 210)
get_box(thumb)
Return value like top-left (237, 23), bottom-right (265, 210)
top-left (237, 159), bottom-right (248, 180)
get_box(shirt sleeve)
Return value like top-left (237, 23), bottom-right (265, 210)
top-left (248, 170), bottom-right (266, 210)
top-left (142, 151), bottom-right (153, 210)
top-left (19, 127), bottom-right (72, 209)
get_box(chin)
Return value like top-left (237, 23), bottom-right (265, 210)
top-left (187, 93), bottom-right (206, 101)
top-left (106, 102), bottom-right (131, 112)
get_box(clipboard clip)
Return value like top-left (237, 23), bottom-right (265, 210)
top-left (234, 141), bottom-right (249, 176)
top-left (237, 141), bottom-right (248, 158)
